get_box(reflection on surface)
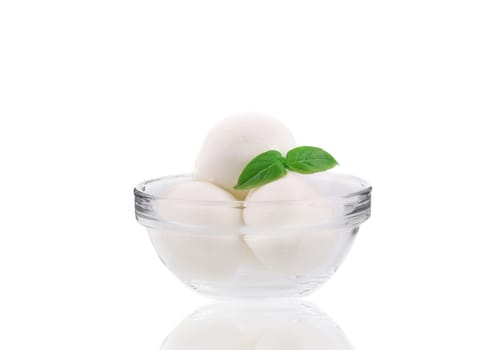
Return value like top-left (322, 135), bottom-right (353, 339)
top-left (161, 300), bottom-right (354, 349)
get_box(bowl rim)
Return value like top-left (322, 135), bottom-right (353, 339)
top-left (134, 172), bottom-right (372, 205)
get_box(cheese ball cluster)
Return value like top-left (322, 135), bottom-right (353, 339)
top-left (152, 113), bottom-right (337, 281)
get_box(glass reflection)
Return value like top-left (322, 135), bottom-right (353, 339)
top-left (161, 300), bottom-right (354, 349)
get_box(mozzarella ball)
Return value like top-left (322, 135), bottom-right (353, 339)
top-left (155, 181), bottom-right (241, 227)
top-left (243, 173), bottom-right (339, 275)
top-left (243, 172), bottom-right (332, 227)
top-left (149, 181), bottom-right (247, 282)
top-left (242, 229), bottom-right (344, 276)
top-left (193, 113), bottom-right (296, 199)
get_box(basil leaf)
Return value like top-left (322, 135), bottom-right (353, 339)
top-left (285, 146), bottom-right (338, 174)
top-left (234, 150), bottom-right (287, 190)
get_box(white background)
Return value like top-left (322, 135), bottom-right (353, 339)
top-left (1, 0), bottom-right (497, 349)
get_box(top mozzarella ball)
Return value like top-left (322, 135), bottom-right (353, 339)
top-left (193, 113), bottom-right (296, 199)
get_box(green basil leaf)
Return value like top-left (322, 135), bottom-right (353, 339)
top-left (234, 150), bottom-right (287, 190)
top-left (285, 146), bottom-right (338, 174)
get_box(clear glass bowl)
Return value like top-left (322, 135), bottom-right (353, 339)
top-left (161, 301), bottom-right (354, 349)
top-left (134, 173), bottom-right (371, 298)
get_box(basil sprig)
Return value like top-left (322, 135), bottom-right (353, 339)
top-left (234, 146), bottom-right (338, 190)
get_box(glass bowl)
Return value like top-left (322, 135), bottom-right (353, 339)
top-left (134, 173), bottom-right (371, 298)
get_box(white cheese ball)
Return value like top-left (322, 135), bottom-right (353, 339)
top-left (193, 113), bottom-right (296, 200)
top-left (155, 181), bottom-right (241, 227)
top-left (243, 173), bottom-right (339, 275)
top-left (243, 173), bottom-right (331, 227)
top-left (149, 181), bottom-right (247, 282)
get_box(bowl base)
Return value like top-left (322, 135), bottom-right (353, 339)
top-left (187, 275), bottom-right (331, 299)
